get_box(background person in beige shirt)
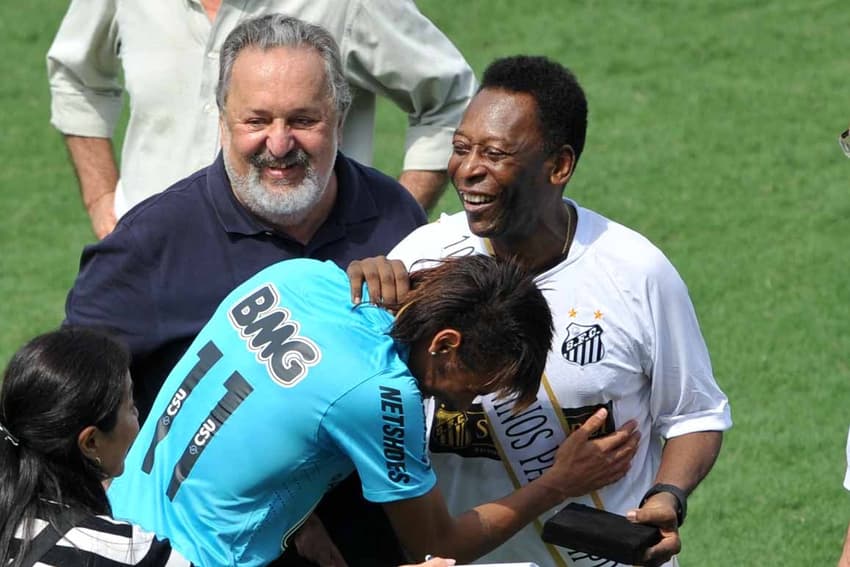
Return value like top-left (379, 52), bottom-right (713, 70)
top-left (47, 0), bottom-right (476, 238)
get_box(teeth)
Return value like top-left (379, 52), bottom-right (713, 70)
top-left (462, 192), bottom-right (495, 204)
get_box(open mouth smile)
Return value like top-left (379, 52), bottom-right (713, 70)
top-left (459, 191), bottom-right (496, 205)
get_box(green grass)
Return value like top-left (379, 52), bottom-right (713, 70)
top-left (2, 1), bottom-right (850, 564)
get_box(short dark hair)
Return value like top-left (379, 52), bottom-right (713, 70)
top-left (0, 327), bottom-right (130, 567)
top-left (480, 55), bottom-right (588, 165)
top-left (390, 255), bottom-right (553, 408)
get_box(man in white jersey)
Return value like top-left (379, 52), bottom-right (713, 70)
top-left (839, 428), bottom-right (850, 566)
top-left (349, 56), bottom-right (732, 567)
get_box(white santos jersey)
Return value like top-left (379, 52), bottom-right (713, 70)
top-left (389, 201), bottom-right (732, 567)
top-left (844, 426), bottom-right (850, 490)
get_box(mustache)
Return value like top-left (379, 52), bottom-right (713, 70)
top-left (250, 149), bottom-right (309, 169)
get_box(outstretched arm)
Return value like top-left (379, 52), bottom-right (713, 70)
top-left (384, 408), bottom-right (639, 562)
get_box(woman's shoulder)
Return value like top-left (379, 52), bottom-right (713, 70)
top-left (16, 512), bottom-right (191, 567)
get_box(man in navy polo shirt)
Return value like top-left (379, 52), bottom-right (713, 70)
top-left (64, 15), bottom-right (425, 566)
top-left (65, 15), bottom-right (426, 419)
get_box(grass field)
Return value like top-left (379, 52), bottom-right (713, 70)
top-left (2, 1), bottom-right (849, 565)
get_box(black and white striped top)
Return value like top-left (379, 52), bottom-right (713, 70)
top-left (11, 513), bottom-right (190, 567)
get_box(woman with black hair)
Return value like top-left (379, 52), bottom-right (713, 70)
top-left (0, 326), bottom-right (190, 567)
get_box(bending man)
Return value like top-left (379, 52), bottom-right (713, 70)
top-left (109, 255), bottom-right (638, 566)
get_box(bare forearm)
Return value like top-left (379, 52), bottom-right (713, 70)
top-left (398, 170), bottom-right (448, 212)
top-left (443, 482), bottom-right (559, 561)
top-left (393, 481), bottom-right (561, 563)
top-left (654, 431), bottom-right (723, 494)
top-left (627, 432), bottom-right (722, 567)
top-left (64, 135), bottom-right (119, 238)
top-left (386, 409), bottom-right (638, 562)
top-left (65, 135), bottom-right (118, 205)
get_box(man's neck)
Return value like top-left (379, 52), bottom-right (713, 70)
top-left (199, 0), bottom-right (222, 22)
top-left (489, 201), bottom-right (574, 274)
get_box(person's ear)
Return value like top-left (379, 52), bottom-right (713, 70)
top-left (548, 145), bottom-right (576, 186)
top-left (426, 328), bottom-right (462, 356)
top-left (219, 115), bottom-right (228, 144)
top-left (77, 425), bottom-right (101, 464)
top-left (336, 115), bottom-right (345, 146)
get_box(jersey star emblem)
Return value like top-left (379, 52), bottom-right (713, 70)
top-left (594, 310), bottom-right (604, 319)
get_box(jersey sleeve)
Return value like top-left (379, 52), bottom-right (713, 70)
top-left (640, 252), bottom-right (733, 439)
top-left (844, 426), bottom-right (850, 491)
top-left (320, 369), bottom-right (436, 503)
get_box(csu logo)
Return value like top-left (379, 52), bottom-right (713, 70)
top-left (561, 323), bottom-right (605, 366)
top-left (228, 284), bottom-right (321, 387)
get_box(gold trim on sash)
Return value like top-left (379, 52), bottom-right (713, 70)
top-left (481, 372), bottom-right (609, 567)
top-left (484, 396), bottom-right (571, 567)
top-left (539, 377), bottom-right (606, 512)
top-left (480, 234), bottom-right (609, 564)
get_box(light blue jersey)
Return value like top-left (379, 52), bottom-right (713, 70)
top-left (110, 259), bottom-right (435, 567)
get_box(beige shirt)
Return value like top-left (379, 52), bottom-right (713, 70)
top-left (47, 0), bottom-right (476, 217)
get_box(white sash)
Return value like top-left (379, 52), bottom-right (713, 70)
top-left (481, 373), bottom-right (609, 567)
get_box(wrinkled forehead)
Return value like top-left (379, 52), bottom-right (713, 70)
top-left (456, 88), bottom-right (543, 143)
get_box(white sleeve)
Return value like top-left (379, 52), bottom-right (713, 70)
top-left (47, 0), bottom-right (123, 137)
top-left (387, 217), bottom-right (452, 271)
top-left (342, 0), bottom-right (476, 171)
top-left (642, 253), bottom-right (732, 439)
top-left (844, 426), bottom-right (850, 490)
top-left (387, 231), bottom-right (426, 270)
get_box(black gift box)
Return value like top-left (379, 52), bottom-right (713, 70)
top-left (541, 503), bottom-right (662, 565)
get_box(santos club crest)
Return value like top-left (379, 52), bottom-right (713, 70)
top-left (561, 323), bottom-right (605, 366)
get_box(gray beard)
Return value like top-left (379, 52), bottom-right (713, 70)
top-left (224, 151), bottom-right (326, 227)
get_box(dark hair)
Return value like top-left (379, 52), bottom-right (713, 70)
top-left (390, 255), bottom-right (553, 408)
top-left (0, 327), bottom-right (130, 567)
top-left (216, 14), bottom-right (352, 119)
top-left (480, 55), bottom-right (588, 166)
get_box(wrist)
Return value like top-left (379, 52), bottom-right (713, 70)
top-left (640, 483), bottom-right (687, 526)
top-left (84, 190), bottom-right (114, 212)
top-left (534, 469), bottom-right (575, 504)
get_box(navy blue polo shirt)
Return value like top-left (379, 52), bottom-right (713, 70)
top-left (65, 152), bottom-right (426, 418)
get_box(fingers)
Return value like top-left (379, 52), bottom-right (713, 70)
top-left (345, 257), bottom-right (410, 306)
top-left (575, 407), bottom-right (608, 439)
top-left (595, 418), bottom-right (641, 453)
top-left (627, 501), bottom-right (680, 567)
top-left (640, 531), bottom-right (681, 567)
top-left (400, 558), bottom-right (457, 567)
top-left (347, 260), bottom-right (368, 304)
top-left (628, 493), bottom-right (678, 529)
top-left (380, 259), bottom-right (410, 306)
